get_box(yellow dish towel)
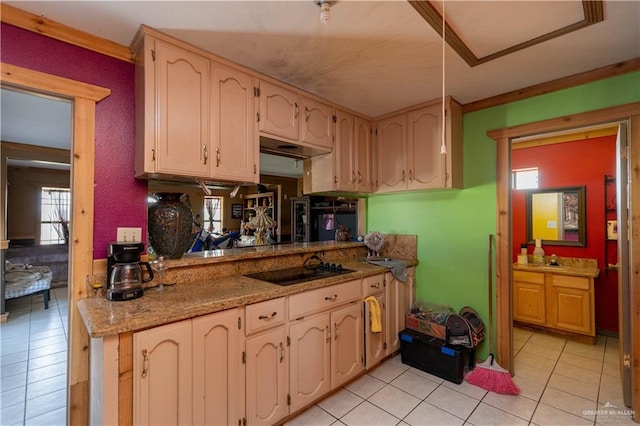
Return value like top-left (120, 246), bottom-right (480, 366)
top-left (364, 296), bottom-right (382, 333)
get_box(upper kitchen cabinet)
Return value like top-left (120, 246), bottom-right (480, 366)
top-left (132, 27), bottom-right (259, 184)
top-left (258, 80), bottom-right (334, 151)
top-left (303, 111), bottom-right (374, 194)
top-left (375, 97), bottom-right (463, 192)
top-left (133, 35), bottom-right (211, 179)
top-left (210, 65), bottom-right (258, 182)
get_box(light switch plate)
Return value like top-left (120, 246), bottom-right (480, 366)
top-left (117, 227), bottom-right (142, 243)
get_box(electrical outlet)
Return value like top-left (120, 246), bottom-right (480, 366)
top-left (117, 227), bottom-right (142, 243)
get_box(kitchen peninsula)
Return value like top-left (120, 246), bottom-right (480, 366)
top-left (79, 237), bottom-right (417, 426)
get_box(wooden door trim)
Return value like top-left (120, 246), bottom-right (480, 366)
top-left (489, 102), bottom-right (640, 385)
top-left (1, 62), bottom-right (110, 424)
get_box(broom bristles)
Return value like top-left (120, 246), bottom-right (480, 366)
top-left (465, 354), bottom-right (520, 395)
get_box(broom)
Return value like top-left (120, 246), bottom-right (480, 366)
top-left (465, 234), bottom-right (520, 395)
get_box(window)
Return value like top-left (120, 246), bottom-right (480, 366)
top-left (41, 187), bottom-right (70, 245)
top-left (512, 168), bottom-right (539, 190)
top-left (203, 196), bottom-right (223, 233)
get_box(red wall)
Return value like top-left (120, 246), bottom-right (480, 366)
top-left (512, 135), bottom-right (618, 332)
top-left (1, 23), bottom-right (148, 259)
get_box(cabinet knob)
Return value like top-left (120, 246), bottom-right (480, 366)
top-left (294, 102), bottom-right (299, 119)
top-left (305, 106), bottom-right (310, 122)
top-left (216, 147), bottom-right (221, 167)
top-left (203, 145), bottom-right (208, 165)
top-left (402, 170), bottom-right (406, 182)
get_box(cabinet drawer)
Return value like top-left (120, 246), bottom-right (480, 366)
top-left (513, 270), bottom-right (544, 284)
top-left (550, 274), bottom-right (590, 290)
top-left (289, 280), bottom-right (362, 320)
top-left (245, 297), bottom-right (286, 335)
top-left (362, 275), bottom-right (384, 296)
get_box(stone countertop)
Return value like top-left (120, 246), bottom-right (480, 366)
top-left (513, 256), bottom-right (599, 278)
top-left (78, 258), bottom-right (417, 338)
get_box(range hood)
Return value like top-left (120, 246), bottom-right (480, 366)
top-left (259, 136), bottom-right (331, 159)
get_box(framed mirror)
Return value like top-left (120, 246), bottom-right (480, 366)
top-left (526, 186), bottom-right (586, 247)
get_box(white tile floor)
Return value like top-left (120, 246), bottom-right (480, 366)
top-left (1, 287), bottom-right (68, 426)
top-left (1, 290), bottom-right (634, 426)
top-left (287, 328), bottom-right (635, 426)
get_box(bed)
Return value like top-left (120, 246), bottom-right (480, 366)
top-left (4, 264), bottom-right (53, 309)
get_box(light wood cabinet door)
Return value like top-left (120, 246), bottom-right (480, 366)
top-left (258, 80), bottom-right (299, 140)
top-left (406, 104), bottom-right (444, 190)
top-left (330, 303), bottom-right (363, 389)
top-left (192, 309), bottom-right (242, 426)
top-left (364, 291), bottom-right (385, 369)
top-left (513, 270), bottom-right (546, 324)
top-left (155, 39), bottom-right (211, 178)
top-left (335, 110), bottom-right (356, 192)
top-left (245, 326), bottom-right (288, 426)
top-left (133, 320), bottom-right (193, 426)
top-left (548, 275), bottom-right (594, 334)
top-left (355, 117), bottom-right (374, 192)
top-left (211, 65), bottom-right (258, 182)
top-left (376, 114), bottom-right (406, 192)
top-left (301, 97), bottom-right (334, 149)
top-left (385, 272), bottom-right (407, 355)
top-left (289, 314), bottom-right (331, 412)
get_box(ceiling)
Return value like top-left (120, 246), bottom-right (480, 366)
top-left (1, 1), bottom-right (639, 176)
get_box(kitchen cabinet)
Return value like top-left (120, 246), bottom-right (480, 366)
top-left (210, 65), bottom-right (258, 182)
top-left (134, 36), bottom-right (211, 179)
top-left (192, 309), bottom-right (243, 426)
top-left (132, 28), bottom-right (258, 183)
top-left (385, 268), bottom-right (414, 355)
top-left (304, 111), bottom-right (374, 194)
top-left (245, 325), bottom-right (288, 426)
top-left (513, 267), bottom-right (596, 340)
top-left (331, 302), bottom-right (363, 388)
top-left (375, 97), bottom-right (462, 192)
top-left (258, 80), bottom-right (334, 150)
top-left (363, 275), bottom-right (385, 369)
top-left (289, 314), bottom-right (331, 412)
top-left (133, 320), bottom-right (193, 425)
top-left (289, 280), bottom-right (363, 409)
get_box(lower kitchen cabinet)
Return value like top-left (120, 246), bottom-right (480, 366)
top-left (363, 275), bottom-right (385, 369)
top-left (192, 309), bottom-right (243, 426)
top-left (133, 320), bottom-right (193, 426)
top-left (245, 325), bottom-right (288, 425)
top-left (331, 302), bottom-right (364, 388)
top-left (385, 268), bottom-right (414, 355)
top-left (289, 314), bottom-right (331, 412)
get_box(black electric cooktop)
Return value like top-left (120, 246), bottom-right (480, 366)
top-left (245, 263), bottom-right (355, 286)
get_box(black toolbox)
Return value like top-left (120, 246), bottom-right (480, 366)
top-left (399, 328), bottom-right (475, 384)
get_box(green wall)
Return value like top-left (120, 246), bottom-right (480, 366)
top-left (367, 71), bottom-right (639, 356)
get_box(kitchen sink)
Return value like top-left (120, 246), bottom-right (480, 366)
top-left (245, 264), bottom-right (355, 286)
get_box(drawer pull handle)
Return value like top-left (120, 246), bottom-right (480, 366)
top-left (279, 342), bottom-right (285, 363)
top-left (141, 349), bottom-right (149, 379)
top-left (370, 283), bottom-right (380, 289)
top-left (334, 323), bottom-right (339, 340)
top-left (258, 312), bottom-right (277, 320)
top-left (325, 325), bottom-right (330, 342)
top-left (324, 294), bottom-right (338, 301)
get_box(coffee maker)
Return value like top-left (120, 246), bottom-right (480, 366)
top-left (106, 242), bottom-right (154, 301)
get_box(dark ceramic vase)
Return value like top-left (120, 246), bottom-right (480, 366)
top-left (148, 192), bottom-right (194, 259)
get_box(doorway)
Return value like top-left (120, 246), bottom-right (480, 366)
top-left (0, 62), bottom-right (110, 424)
top-left (490, 103), bottom-right (639, 417)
